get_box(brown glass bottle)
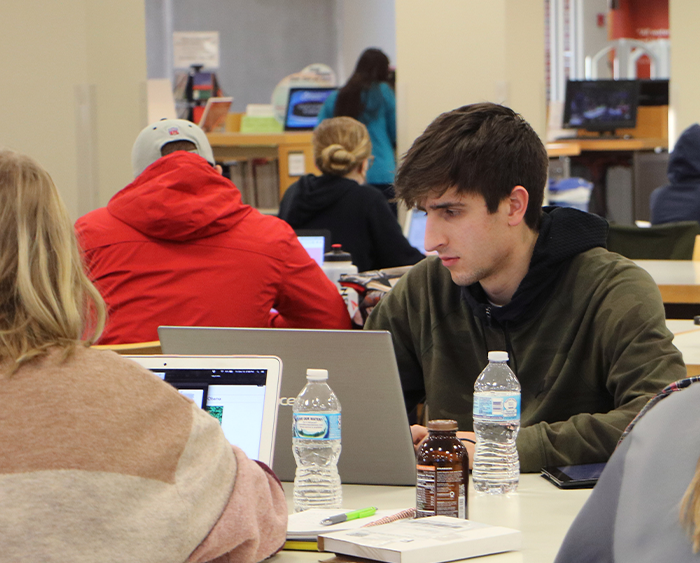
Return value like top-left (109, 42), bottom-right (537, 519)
top-left (416, 419), bottom-right (469, 519)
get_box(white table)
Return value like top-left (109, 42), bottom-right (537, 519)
top-left (668, 319), bottom-right (700, 376)
top-left (276, 474), bottom-right (591, 563)
top-left (634, 260), bottom-right (700, 304)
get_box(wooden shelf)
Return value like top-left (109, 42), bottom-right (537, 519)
top-left (207, 132), bottom-right (318, 196)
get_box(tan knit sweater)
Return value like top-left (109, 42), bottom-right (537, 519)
top-left (0, 346), bottom-right (287, 562)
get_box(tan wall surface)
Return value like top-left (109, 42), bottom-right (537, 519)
top-left (0, 0), bottom-right (146, 220)
top-left (505, 0), bottom-right (546, 139)
top-left (669, 0), bottom-right (700, 146)
top-left (395, 0), bottom-right (545, 158)
top-left (86, 1), bottom-right (148, 211)
top-left (396, 0), bottom-right (505, 157)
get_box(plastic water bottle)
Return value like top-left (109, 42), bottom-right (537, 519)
top-left (322, 244), bottom-right (358, 287)
top-left (292, 368), bottom-right (342, 512)
top-left (472, 351), bottom-right (521, 494)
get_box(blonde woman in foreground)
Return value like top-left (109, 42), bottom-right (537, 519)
top-left (554, 378), bottom-right (700, 562)
top-left (0, 150), bottom-right (286, 563)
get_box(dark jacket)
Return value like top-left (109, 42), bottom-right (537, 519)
top-left (650, 123), bottom-right (700, 224)
top-left (366, 207), bottom-right (686, 472)
top-left (278, 174), bottom-right (424, 272)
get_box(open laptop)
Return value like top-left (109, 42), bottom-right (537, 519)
top-left (403, 208), bottom-right (428, 255)
top-left (126, 355), bottom-right (282, 466)
top-left (158, 327), bottom-right (417, 485)
top-left (296, 229), bottom-right (332, 267)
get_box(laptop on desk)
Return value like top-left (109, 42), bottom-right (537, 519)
top-left (125, 355), bottom-right (282, 466)
top-left (295, 229), bottom-right (332, 267)
top-left (158, 326), bottom-right (417, 485)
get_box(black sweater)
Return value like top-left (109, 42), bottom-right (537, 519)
top-left (278, 174), bottom-right (424, 272)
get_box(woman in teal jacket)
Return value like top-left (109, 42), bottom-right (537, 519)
top-left (318, 48), bottom-right (396, 210)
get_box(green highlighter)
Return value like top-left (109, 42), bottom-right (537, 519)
top-left (320, 506), bottom-right (378, 526)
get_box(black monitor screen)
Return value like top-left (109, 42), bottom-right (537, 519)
top-left (638, 79), bottom-right (669, 106)
top-left (563, 80), bottom-right (639, 133)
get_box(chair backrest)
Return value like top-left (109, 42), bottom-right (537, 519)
top-left (91, 341), bottom-right (162, 355)
top-left (607, 221), bottom-right (700, 260)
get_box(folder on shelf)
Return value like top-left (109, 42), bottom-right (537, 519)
top-left (198, 96), bottom-right (233, 133)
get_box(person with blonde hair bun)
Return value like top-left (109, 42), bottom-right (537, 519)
top-left (0, 149), bottom-right (287, 562)
top-left (278, 116), bottom-right (423, 272)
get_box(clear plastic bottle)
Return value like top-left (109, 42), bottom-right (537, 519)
top-left (472, 351), bottom-right (521, 494)
top-left (292, 368), bottom-right (342, 512)
top-left (322, 244), bottom-right (358, 288)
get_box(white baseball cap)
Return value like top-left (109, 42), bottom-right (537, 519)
top-left (131, 118), bottom-right (216, 177)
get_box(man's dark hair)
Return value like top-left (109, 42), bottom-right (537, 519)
top-left (161, 140), bottom-right (197, 157)
top-left (395, 103), bottom-right (548, 229)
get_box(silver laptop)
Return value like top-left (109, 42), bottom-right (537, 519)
top-left (158, 327), bottom-right (417, 485)
top-left (126, 355), bottom-right (282, 466)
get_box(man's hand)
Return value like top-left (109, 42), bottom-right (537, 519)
top-left (410, 424), bottom-right (428, 452)
top-left (411, 425), bottom-right (476, 470)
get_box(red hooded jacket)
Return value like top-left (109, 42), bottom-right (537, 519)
top-left (76, 152), bottom-right (350, 344)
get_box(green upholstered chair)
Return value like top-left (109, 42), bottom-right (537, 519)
top-left (607, 221), bottom-right (700, 260)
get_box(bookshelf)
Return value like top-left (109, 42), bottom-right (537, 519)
top-left (207, 131), bottom-right (319, 209)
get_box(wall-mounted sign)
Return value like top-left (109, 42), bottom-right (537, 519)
top-left (173, 31), bottom-right (220, 69)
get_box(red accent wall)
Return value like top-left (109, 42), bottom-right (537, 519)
top-left (609, 0), bottom-right (669, 78)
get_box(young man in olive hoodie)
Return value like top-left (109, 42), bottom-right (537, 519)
top-left (366, 103), bottom-right (686, 472)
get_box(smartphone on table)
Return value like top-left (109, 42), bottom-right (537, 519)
top-left (541, 462), bottom-right (606, 489)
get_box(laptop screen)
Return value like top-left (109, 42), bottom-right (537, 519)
top-left (297, 235), bottom-right (326, 266)
top-left (285, 87), bottom-right (336, 131)
top-left (405, 210), bottom-right (428, 255)
top-left (154, 368), bottom-right (267, 460)
top-left (126, 356), bottom-right (281, 465)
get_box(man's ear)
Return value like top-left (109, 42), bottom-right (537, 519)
top-left (215, 164), bottom-right (224, 176)
top-left (507, 185), bottom-right (529, 226)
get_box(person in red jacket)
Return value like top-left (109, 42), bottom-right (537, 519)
top-left (76, 119), bottom-right (351, 344)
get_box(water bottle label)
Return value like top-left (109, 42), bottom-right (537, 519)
top-left (293, 413), bottom-right (341, 440)
top-left (473, 394), bottom-right (520, 421)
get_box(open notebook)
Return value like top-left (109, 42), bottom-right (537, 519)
top-left (125, 355), bottom-right (282, 466)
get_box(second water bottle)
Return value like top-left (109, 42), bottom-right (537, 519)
top-left (472, 351), bottom-right (521, 494)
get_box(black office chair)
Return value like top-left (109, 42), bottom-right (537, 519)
top-left (607, 221), bottom-right (700, 260)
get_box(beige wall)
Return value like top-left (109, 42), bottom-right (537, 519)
top-left (669, 0), bottom-right (700, 146)
top-left (395, 0), bottom-right (545, 157)
top-left (0, 0), bottom-right (147, 220)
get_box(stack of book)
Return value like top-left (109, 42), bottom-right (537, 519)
top-left (287, 509), bottom-right (521, 563)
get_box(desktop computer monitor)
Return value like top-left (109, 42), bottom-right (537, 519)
top-left (284, 87), bottom-right (336, 131)
top-left (638, 79), bottom-right (669, 106)
top-left (563, 80), bottom-right (639, 135)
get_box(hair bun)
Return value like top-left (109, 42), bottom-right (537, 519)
top-left (321, 144), bottom-right (356, 174)
top-left (313, 117), bottom-right (372, 177)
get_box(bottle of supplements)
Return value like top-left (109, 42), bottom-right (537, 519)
top-left (416, 419), bottom-right (469, 519)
